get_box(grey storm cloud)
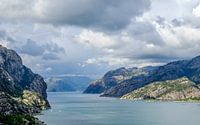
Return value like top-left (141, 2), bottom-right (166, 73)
top-left (171, 18), bottom-right (184, 27)
top-left (20, 39), bottom-right (65, 60)
top-left (126, 21), bottom-right (164, 46)
top-left (44, 43), bottom-right (65, 54)
top-left (42, 53), bottom-right (60, 60)
top-left (20, 39), bottom-right (45, 56)
top-left (44, 0), bottom-right (151, 30)
top-left (0, 0), bottom-right (151, 31)
top-left (0, 30), bottom-right (16, 43)
top-left (136, 54), bottom-right (179, 62)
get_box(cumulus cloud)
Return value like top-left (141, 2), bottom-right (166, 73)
top-left (76, 12), bottom-right (200, 69)
top-left (1, 0), bottom-right (200, 77)
top-left (75, 29), bottom-right (117, 50)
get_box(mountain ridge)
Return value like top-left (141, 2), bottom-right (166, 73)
top-left (84, 55), bottom-right (200, 98)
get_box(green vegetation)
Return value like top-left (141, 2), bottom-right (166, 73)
top-left (0, 114), bottom-right (43, 125)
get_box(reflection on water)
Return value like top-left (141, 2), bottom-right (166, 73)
top-left (37, 92), bottom-right (200, 125)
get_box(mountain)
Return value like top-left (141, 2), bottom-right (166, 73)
top-left (121, 77), bottom-right (200, 101)
top-left (0, 45), bottom-right (49, 124)
top-left (83, 66), bottom-right (158, 94)
top-left (46, 76), bottom-right (92, 92)
top-left (84, 55), bottom-right (200, 98)
top-left (0, 45), bottom-right (48, 99)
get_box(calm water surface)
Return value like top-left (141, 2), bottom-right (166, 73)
top-left (37, 92), bottom-right (200, 125)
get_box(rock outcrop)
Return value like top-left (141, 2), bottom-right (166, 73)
top-left (0, 92), bottom-right (40, 116)
top-left (20, 90), bottom-right (50, 110)
top-left (121, 77), bottom-right (200, 101)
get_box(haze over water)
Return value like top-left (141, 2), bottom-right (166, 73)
top-left (38, 92), bottom-right (200, 125)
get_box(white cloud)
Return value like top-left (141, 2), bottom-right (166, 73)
top-left (193, 3), bottom-right (200, 17)
top-left (76, 30), bottom-right (116, 49)
top-left (84, 56), bottom-right (132, 66)
top-left (84, 56), bottom-right (164, 68)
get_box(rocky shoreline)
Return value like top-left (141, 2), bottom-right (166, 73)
top-left (121, 77), bottom-right (200, 102)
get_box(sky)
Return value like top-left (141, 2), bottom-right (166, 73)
top-left (0, 0), bottom-right (200, 77)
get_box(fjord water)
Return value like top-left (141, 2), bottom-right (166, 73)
top-left (37, 92), bottom-right (200, 125)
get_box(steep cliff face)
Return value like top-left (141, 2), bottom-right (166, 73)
top-left (121, 77), bottom-right (200, 101)
top-left (0, 45), bottom-right (49, 124)
top-left (0, 46), bottom-right (47, 99)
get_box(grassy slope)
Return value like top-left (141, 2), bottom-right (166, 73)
top-left (121, 77), bottom-right (200, 101)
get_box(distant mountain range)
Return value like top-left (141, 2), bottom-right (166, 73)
top-left (84, 55), bottom-right (200, 101)
top-left (46, 76), bottom-right (93, 92)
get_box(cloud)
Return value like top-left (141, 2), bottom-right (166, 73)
top-left (44, 43), bottom-right (65, 54)
top-left (171, 18), bottom-right (184, 26)
top-left (42, 53), bottom-right (59, 60)
top-left (0, 0), bottom-right (151, 31)
top-left (1, 0), bottom-right (200, 77)
top-left (83, 56), bottom-right (164, 68)
top-left (0, 0), bottom-right (35, 20)
top-left (84, 57), bottom-right (133, 66)
top-left (0, 30), bottom-right (16, 43)
top-left (0, 31), bottom-right (6, 39)
top-left (19, 39), bottom-right (65, 61)
top-left (125, 18), bottom-right (164, 46)
top-left (20, 39), bottom-right (45, 56)
top-left (75, 29), bottom-right (116, 49)
top-left (75, 12), bottom-right (200, 69)
top-left (0, 30), bottom-right (16, 47)
top-left (193, 3), bottom-right (200, 17)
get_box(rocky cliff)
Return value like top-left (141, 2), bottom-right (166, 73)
top-left (121, 77), bottom-right (200, 101)
top-left (0, 45), bottom-right (48, 100)
top-left (0, 45), bottom-right (49, 124)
